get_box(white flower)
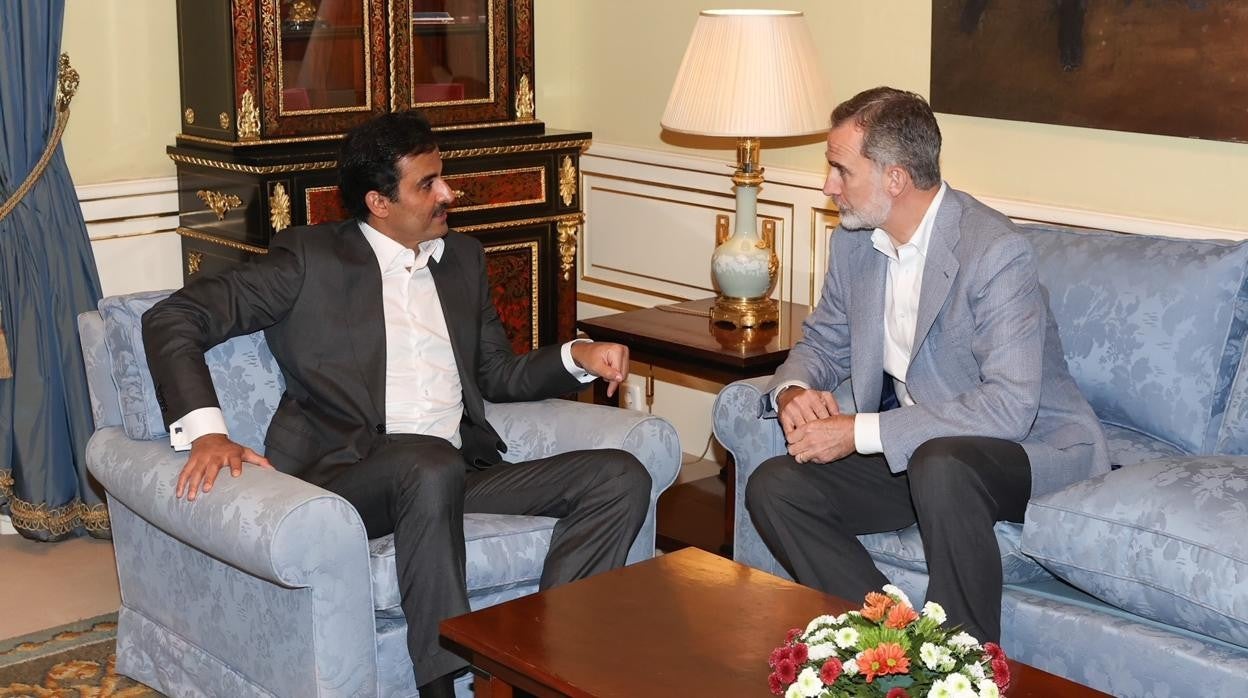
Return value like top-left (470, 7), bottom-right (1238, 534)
top-left (882, 583), bottom-right (912, 608)
top-left (946, 673), bottom-right (974, 693)
top-left (927, 677), bottom-right (955, 698)
top-left (807, 642), bottom-right (839, 661)
top-left (922, 601), bottom-right (947, 625)
top-left (805, 614), bottom-right (839, 634)
top-left (784, 683), bottom-right (803, 698)
top-left (920, 642), bottom-right (943, 670)
top-left (807, 628), bottom-right (837, 645)
top-left (947, 631), bottom-right (981, 652)
top-left (976, 679), bottom-right (1001, 698)
top-left (795, 667), bottom-right (823, 697)
top-left (965, 661), bottom-right (986, 681)
top-left (842, 659), bottom-right (859, 677)
top-left (833, 626), bottom-right (860, 649)
top-left (833, 612), bottom-right (849, 624)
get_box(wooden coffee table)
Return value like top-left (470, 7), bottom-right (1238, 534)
top-left (440, 548), bottom-right (1109, 697)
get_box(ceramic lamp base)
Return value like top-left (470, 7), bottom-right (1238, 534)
top-left (710, 296), bottom-right (779, 328)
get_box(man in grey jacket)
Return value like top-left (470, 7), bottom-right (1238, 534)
top-left (746, 87), bottom-right (1108, 644)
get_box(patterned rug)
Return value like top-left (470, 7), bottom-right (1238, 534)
top-left (0, 614), bottom-right (162, 697)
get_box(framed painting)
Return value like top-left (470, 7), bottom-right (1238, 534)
top-left (931, 0), bottom-right (1248, 143)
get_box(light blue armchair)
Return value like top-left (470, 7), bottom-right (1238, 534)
top-left (79, 291), bottom-right (681, 698)
top-left (713, 223), bottom-right (1248, 696)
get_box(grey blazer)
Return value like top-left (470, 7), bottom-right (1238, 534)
top-left (769, 187), bottom-right (1109, 497)
top-left (143, 220), bottom-right (582, 486)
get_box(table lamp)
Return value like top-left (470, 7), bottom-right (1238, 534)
top-left (661, 9), bottom-right (829, 327)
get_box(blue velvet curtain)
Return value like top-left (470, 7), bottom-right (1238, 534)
top-left (0, 1), bottom-right (107, 540)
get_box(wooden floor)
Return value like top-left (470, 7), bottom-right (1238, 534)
top-left (656, 459), bottom-right (728, 555)
top-left (0, 531), bottom-right (121, 640)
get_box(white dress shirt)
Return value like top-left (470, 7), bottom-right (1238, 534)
top-left (771, 183), bottom-right (947, 455)
top-left (168, 222), bottom-right (594, 451)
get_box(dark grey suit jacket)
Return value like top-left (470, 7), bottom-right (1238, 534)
top-left (769, 187), bottom-right (1110, 497)
top-left (143, 220), bottom-right (582, 486)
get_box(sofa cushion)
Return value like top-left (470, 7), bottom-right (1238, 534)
top-left (1021, 225), bottom-right (1248, 455)
top-left (1101, 423), bottom-right (1185, 469)
top-left (1021, 456), bottom-right (1248, 648)
top-left (371, 513), bottom-right (556, 617)
top-left (862, 521), bottom-right (1052, 585)
top-left (97, 290), bottom-right (285, 451)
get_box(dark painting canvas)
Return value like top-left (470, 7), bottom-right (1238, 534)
top-left (931, 0), bottom-right (1248, 143)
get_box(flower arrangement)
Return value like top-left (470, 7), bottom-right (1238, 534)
top-left (768, 585), bottom-right (1011, 698)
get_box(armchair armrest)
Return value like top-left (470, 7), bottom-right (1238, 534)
top-left (86, 427), bottom-right (376, 696)
top-left (485, 399), bottom-right (681, 563)
top-left (712, 377), bottom-right (789, 576)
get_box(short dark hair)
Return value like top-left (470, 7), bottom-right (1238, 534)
top-left (338, 110), bottom-right (439, 221)
top-left (831, 87), bottom-right (942, 189)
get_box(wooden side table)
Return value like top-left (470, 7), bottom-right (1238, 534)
top-left (576, 298), bottom-right (809, 553)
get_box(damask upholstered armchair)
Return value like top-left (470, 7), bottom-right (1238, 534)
top-left (78, 290), bottom-right (681, 697)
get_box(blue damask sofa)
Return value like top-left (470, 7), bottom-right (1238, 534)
top-left (79, 290), bottom-right (681, 698)
top-left (714, 223), bottom-right (1248, 696)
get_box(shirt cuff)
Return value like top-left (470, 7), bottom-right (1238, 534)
top-left (170, 407), bottom-right (228, 452)
top-left (561, 339), bottom-right (596, 383)
top-left (854, 412), bottom-right (883, 454)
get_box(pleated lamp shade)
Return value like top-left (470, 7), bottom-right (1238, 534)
top-left (661, 9), bottom-right (830, 138)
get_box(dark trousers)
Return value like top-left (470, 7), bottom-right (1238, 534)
top-left (321, 434), bottom-right (651, 682)
top-left (746, 436), bottom-right (1031, 643)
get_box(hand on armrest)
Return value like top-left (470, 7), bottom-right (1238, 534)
top-left (176, 433), bottom-right (273, 500)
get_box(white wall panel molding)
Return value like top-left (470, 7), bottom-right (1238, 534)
top-left (580, 142), bottom-right (1246, 312)
top-left (78, 177), bottom-right (182, 296)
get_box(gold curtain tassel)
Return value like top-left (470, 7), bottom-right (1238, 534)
top-left (0, 322), bottom-right (11, 379)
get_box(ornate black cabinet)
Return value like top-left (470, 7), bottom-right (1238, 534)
top-left (169, 0), bottom-right (587, 348)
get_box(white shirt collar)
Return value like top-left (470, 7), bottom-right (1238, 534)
top-left (358, 220), bottom-right (445, 273)
top-left (871, 182), bottom-right (947, 261)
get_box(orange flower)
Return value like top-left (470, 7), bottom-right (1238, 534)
top-left (859, 643), bottom-right (911, 683)
top-left (884, 603), bottom-right (919, 629)
top-left (861, 592), bottom-right (893, 622)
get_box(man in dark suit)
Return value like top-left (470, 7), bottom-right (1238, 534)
top-left (142, 111), bottom-right (652, 697)
top-left (746, 88), bottom-right (1108, 644)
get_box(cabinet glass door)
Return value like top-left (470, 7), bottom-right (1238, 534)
top-left (260, 0), bottom-right (388, 137)
top-left (392, 0), bottom-right (521, 126)
top-left (278, 0), bottom-right (371, 112)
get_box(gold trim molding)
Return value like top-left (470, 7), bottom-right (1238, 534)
top-left (177, 227), bottom-right (268, 255)
top-left (0, 468), bottom-right (109, 537)
top-left (453, 213), bottom-right (582, 234)
top-left (218, 112), bottom-right (231, 130)
top-left (483, 240), bottom-right (540, 350)
top-left (187, 250), bottom-right (204, 275)
top-left (515, 74), bottom-right (535, 121)
top-left (238, 89), bottom-right (261, 140)
top-left (269, 182), bottom-right (291, 232)
top-left (558, 156), bottom-right (576, 206)
top-left (170, 153), bottom-right (337, 174)
top-left (556, 217), bottom-right (579, 281)
top-left (196, 190), bottom-right (243, 220)
top-left (441, 140), bottom-right (591, 160)
top-left (184, 108), bottom-right (195, 125)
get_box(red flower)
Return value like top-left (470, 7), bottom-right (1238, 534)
top-left (884, 603), bottom-right (919, 629)
top-left (776, 658), bottom-right (798, 684)
top-left (858, 642), bottom-right (911, 683)
top-left (786, 627), bottom-right (803, 644)
top-left (991, 657), bottom-right (1011, 691)
top-left (767, 672), bottom-right (784, 695)
top-left (983, 642), bottom-right (1006, 661)
top-left (886, 689), bottom-right (910, 698)
top-left (769, 646), bottom-right (788, 668)
top-left (819, 658), bottom-right (843, 684)
top-left (790, 643), bottom-right (809, 664)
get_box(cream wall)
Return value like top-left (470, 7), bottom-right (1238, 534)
top-left (544, 0), bottom-right (1248, 231)
top-left (61, 0), bottom-right (180, 185)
